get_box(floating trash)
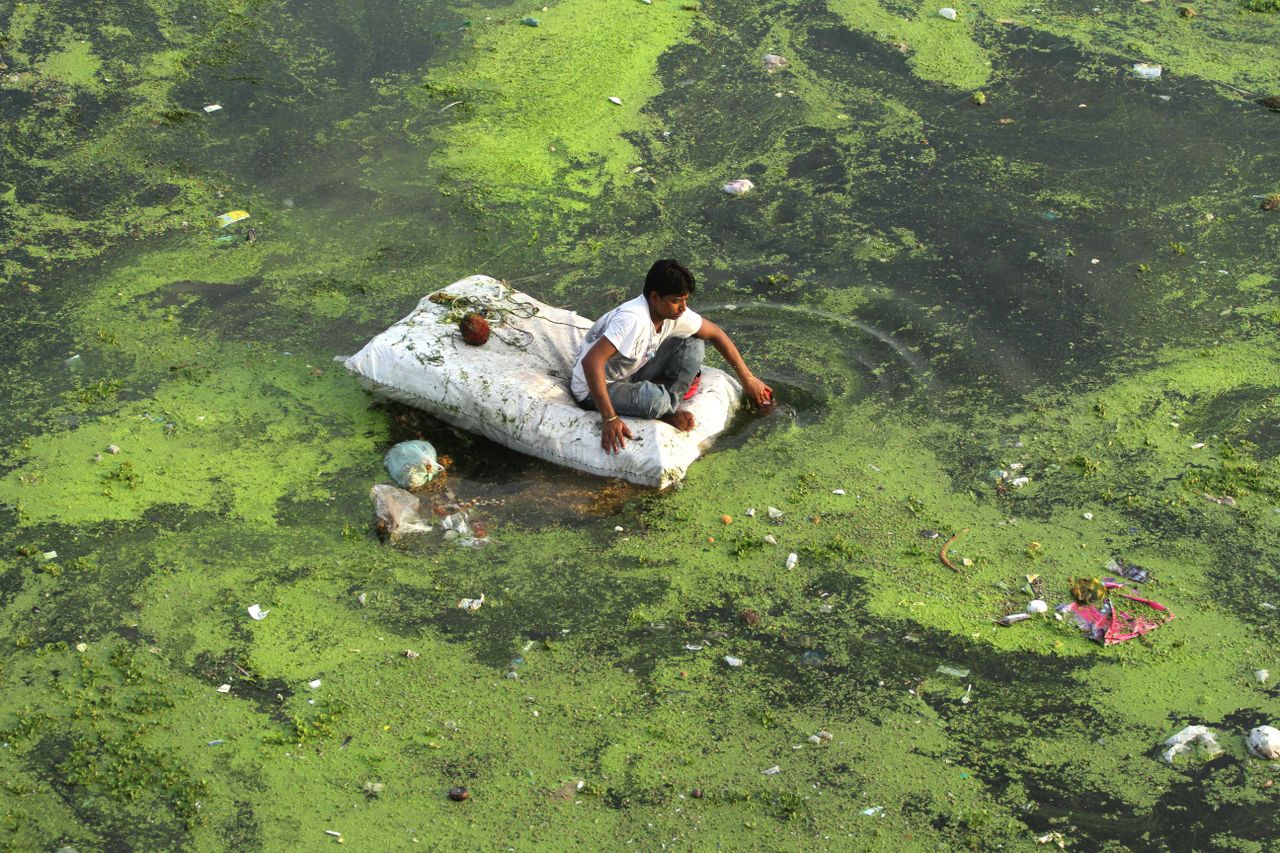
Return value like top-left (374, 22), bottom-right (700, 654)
top-left (1132, 62), bottom-right (1162, 80)
top-left (608, 96), bottom-right (623, 105)
top-left (1247, 725), bottom-right (1280, 760)
top-left (938, 7), bottom-right (957, 19)
top-left (217, 684), bottom-right (231, 693)
top-left (1105, 556), bottom-right (1150, 584)
top-left (763, 534), bottom-right (778, 545)
top-left (722, 179), bottom-right (755, 196)
top-left (457, 594), bottom-right (485, 611)
top-left (832, 489), bottom-right (846, 495)
top-left (745, 508), bottom-right (756, 517)
top-left (308, 679), bottom-right (322, 689)
top-left (383, 440), bottom-right (442, 488)
top-left (862, 805), bottom-right (884, 816)
top-left (762, 53), bottom-right (789, 71)
top-left (1254, 669), bottom-right (1269, 684)
top-left (1026, 600), bottom-right (1048, 614)
top-left (247, 604), bottom-right (269, 621)
top-left (216, 210), bottom-right (249, 227)
top-left (1162, 725), bottom-right (1221, 763)
top-left (324, 830), bottom-right (343, 840)
top-left (75, 642), bottom-right (88, 653)
top-left (937, 665), bottom-right (970, 678)
top-left (520, 16), bottom-right (540, 25)
top-left (763, 765), bottom-right (781, 775)
top-left (404, 649), bottom-right (420, 660)
top-left (767, 506), bottom-right (784, 519)
top-left (724, 655), bottom-right (743, 667)
top-left (785, 552), bottom-right (798, 570)
top-left (203, 104), bottom-right (222, 113)
top-left (207, 739), bottom-right (224, 746)
top-left (995, 613), bottom-right (1030, 626)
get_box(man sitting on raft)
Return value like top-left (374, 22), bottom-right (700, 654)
top-left (571, 259), bottom-right (774, 454)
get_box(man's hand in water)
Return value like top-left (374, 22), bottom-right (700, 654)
top-left (602, 417), bottom-right (633, 453)
top-left (743, 376), bottom-right (774, 411)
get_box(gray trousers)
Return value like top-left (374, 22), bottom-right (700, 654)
top-left (577, 336), bottom-right (705, 419)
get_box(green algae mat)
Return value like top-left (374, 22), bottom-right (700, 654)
top-left (3, 0), bottom-right (1280, 849)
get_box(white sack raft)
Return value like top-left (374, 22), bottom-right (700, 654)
top-left (342, 276), bottom-right (743, 488)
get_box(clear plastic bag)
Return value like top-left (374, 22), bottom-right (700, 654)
top-left (371, 484), bottom-right (431, 542)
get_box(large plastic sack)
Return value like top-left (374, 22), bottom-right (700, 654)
top-left (341, 276), bottom-right (743, 488)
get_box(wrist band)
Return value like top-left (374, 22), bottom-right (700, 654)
top-left (603, 415), bottom-right (620, 423)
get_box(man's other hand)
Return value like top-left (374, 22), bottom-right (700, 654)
top-left (743, 376), bottom-right (774, 411)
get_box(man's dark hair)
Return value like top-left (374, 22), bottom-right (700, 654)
top-left (644, 259), bottom-right (696, 298)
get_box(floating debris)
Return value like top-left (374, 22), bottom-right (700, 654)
top-left (720, 514), bottom-right (733, 525)
top-left (722, 179), bottom-right (755, 196)
top-left (75, 642), bottom-right (88, 653)
top-left (457, 594), bottom-right (485, 611)
top-left (203, 104), bottom-right (222, 113)
top-left (862, 805), bottom-right (884, 816)
top-left (745, 507), bottom-right (756, 517)
top-left (1105, 556), bottom-right (1150, 584)
top-left (42, 550), bottom-right (57, 561)
top-left (767, 506), bottom-right (784, 519)
top-left (785, 552), bottom-right (798, 570)
top-left (995, 613), bottom-right (1030, 626)
top-left (362, 781), bottom-right (385, 797)
top-left (324, 830), bottom-right (343, 840)
top-left (448, 786), bottom-right (471, 801)
top-left (247, 604), bottom-right (269, 621)
top-left (724, 655), bottom-right (743, 667)
top-left (919, 528), bottom-right (940, 540)
top-left (937, 665), bottom-right (970, 678)
top-left (308, 679), bottom-right (322, 689)
top-left (763, 765), bottom-right (781, 775)
top-left (404, 649), bottom-right (420, 660)
top-left (1255, 669), bottom-right (1269, 684)
top-left (1026, 600), bottom-right (1048, 614)
top-left (832, 489), bottom-right (846, 495)
top-left (740, 608), bottom-right (761, 626)
top-left (1248, 726), bottom-right (1280, 760)
top-left (1190, 442), bottom-right (1206, 449)
top-left (763, 534), bottom-right (777, 545)
top-left (520, 16), bottom-right (540, 25)
top-left (207, 739), bottom-right (224, 746)
top-left (1083, 512), bottom-right (1094, 520)
top-left (216, 210), bottom-right (249, 227)
top-left (1163, 725), bottom-right (1221, 763)
top-left (107, 444), bottom-right (121, 454)
top-left (1132, 62), bottom-right (1162, 80)
top-left (1203, 493), bottom-right (1236, 507)
top-left (808, 730), bottom-right (834, 744)
top-left (607, 96), bottom-right (623, 105)
top-left (217, 683), bottom-right (231, 693)
top-left (762, 53), bottom-right (789, 71)
top-left (938, 7), bottom-right (957, 20)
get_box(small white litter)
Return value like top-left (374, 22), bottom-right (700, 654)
top-left (1132, 62), bottom-right (1162, 80)
top-left (862, 806), bottom-right (884, 816)
top-left (745, 507), bottom-right (756, 517)
top-left (722, 179), bottom-right (755, 196)
top-left (767, 506), bottom-right (784, 519)
top-left (763, 534), bottom-right (778, 545)
top-left (1026, 599), bottom-right (1048, 614)
top-left (1255, 669), bottom-right (1270, 684)
top-left (763, 765), bottom-right (781, 775)
top-left (762, 53), bottom-right (789, 71)
top-left (1190, 442), bottom-right (1206, 449)
top-left (785, 552), bottom-right (798, 570)
top-left (203, 104), bottom-right (223, 113)
top-left (724, 655), bottom-right (743, 667)
top-left (217, 684), bottom-right (232, 694)
top-left (608, 96), bottom-right (623, 105)
top-left (308, 679), bottom-right (323, 689)
top-left (832, 489), bottom-right (846, 495)
top-left (42, 551), bottom-right (57, 561)
top-left (1009, 476), bottom-right (1030, 487)
top-left (938, 7), bottom-right (957, 19)
top-left (75, 642), bottom-right (88, 653)
top-left (247, 604), bottom-right (269, 621)
top-left (1162, 725), bottom-right (1222, 763)
top-left (458, 594), bottom-right (485, 611)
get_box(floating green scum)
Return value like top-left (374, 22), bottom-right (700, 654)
top-left (1, 0), bottom-right (1279, 848)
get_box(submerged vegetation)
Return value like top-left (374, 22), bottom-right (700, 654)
top-left (1, 0), bottom-right (1279, 848)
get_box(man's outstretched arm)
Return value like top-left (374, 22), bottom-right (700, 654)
top-left (582, 337), bottom-right (634, 453)
top-left (695, 320), bottom-right (773, 409)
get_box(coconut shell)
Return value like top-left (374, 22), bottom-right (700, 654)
top-left (460, 312), bottom-right (490, 345)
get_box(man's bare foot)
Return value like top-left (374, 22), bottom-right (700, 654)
top-left (660, 410), bottom-right (696, 432)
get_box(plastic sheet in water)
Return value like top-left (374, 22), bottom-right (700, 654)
top-left (383, 440), bottom-right (442, 488)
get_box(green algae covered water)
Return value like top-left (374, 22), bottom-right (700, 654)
top-left (3, 0), bottom-right (1280, 848)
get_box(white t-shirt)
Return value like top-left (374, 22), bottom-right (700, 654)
top-left (570, 295), bottom-right (703, 401)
